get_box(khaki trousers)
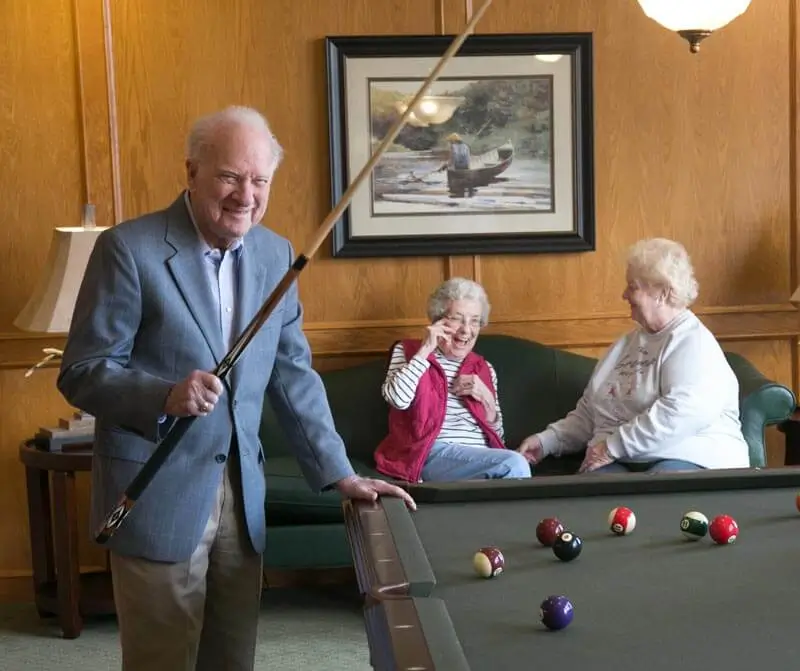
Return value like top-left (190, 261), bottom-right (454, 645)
top-left (109, 449), bottom-right (263, 671)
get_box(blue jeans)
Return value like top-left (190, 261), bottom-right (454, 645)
top-left (592, 459), bottom-right (704, 474)
top-left (420, 440), bottom-right (532, 482)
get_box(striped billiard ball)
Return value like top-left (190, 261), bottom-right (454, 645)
top-left (608, 506), bottom-right (636, 535)
top-left (680, 511), bottom-right (709, 541)
top-left (473, 546), bottom-right (505, 578)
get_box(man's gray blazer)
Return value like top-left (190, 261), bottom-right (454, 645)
top-left (57, 193), bottom-right (355, 563)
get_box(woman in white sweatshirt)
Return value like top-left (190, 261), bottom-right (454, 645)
top-left (518, 238), bottom-right (750, 474)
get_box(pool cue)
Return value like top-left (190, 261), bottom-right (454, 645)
top-left (94, 0), bottom-right (496, 544)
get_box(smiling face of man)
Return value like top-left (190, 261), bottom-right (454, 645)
top-left (185, 120), bottom-right (275, 250)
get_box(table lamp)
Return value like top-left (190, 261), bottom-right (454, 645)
top-left (14, 205), bottom-right (109, 451)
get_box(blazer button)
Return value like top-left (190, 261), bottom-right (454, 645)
top-left (215, 454), bottom-right (227, 464)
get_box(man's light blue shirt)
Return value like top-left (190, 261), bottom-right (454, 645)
top-left (183, 191), bottom-right (242, 351)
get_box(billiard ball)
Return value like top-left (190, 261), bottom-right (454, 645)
top-left (536, 517), bottom-right (565, 547)
top-left (552, 531), bottom-right (582, 561)
top-left (473, 546), bottom-right (505, 578)
top-left (540, 595), bottom-right (574, 631)
top-left (709, 514), bottom-right (739, 545)
top-left (679, 511), bottom-right (709, 541)
top-left (608, 506), bottom-right (636, 535)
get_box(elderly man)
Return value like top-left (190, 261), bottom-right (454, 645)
top-left (57, 105), bottom-right (415, 671)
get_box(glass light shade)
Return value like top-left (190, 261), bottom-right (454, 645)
top-left (638, 0), bottom-right (751, 52)
top-left (394, 96), bottom-right (465, 127)
top-left (637, 0), bottom-right (751, 31)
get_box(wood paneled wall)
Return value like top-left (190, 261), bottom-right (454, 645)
top-left (0, 0), bottom-right (797, 587)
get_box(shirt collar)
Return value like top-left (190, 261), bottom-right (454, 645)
top-left (183, 191), bottom-right (244, 256)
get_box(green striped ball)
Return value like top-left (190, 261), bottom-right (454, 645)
top-left (680, 511), bottom-right (709, 541)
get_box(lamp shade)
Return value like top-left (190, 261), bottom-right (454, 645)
top-left (637, 0), bottom-right (752, 32)
top-left (791, 285), bottom-right (800, 307)
top-left (14, 226), bottom-right (108, 333)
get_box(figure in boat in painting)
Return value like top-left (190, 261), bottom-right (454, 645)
top-left (446, 132), bottom-right (472, 170)
top-left (435, 133), bottom-right (515, 199)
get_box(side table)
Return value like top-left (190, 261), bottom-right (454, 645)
top-left (18, 439), bottom-right (115, 638)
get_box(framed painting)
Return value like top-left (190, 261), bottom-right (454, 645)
top-left (324, 33), bottom-right (595, 258)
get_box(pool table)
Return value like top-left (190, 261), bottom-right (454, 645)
top-left (343, 467), bottom-right (800, 670)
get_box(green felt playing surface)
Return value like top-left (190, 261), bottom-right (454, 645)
top-left (405, 486), bottom-right (800, 670)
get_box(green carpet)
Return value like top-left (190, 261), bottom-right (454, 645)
top-left (0, 586), bottom-right (371, 670)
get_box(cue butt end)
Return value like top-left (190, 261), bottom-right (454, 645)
top-left (94, 497), bottom-right (135, 544)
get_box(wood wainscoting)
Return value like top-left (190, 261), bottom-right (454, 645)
top-left (1, 0), bottom-right (798, 590)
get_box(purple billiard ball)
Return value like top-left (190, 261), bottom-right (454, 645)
top-left (540, 595), bottom-right (574, 631)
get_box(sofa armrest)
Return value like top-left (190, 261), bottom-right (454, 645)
top-left (726, 353), bottom-right (797, 468)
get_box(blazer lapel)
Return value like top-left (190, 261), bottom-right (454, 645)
top-left (230, 234), bottom-right (267, 390)
top-left (164, 197), bottom-right (226, 365)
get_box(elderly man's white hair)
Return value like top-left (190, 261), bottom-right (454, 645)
top-left (185, 105), bottom-right (285, 172)
top-left (626, 237), bottom-right (699, 308)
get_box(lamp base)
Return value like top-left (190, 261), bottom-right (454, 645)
top-left (35, 411), bottom-right (95, 452)
top-left (678, 30), bottom-right (712, 54)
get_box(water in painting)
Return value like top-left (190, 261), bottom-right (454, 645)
top-left (368, 76), bottom-right (554, 216)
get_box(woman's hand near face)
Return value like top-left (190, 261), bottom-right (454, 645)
top-left (419, 319), bottom-right (455, 358)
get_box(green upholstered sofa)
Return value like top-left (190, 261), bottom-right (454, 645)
top-left (260, 334), bottom-right (796, 572)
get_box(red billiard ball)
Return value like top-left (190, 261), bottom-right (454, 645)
top-left (552, 531), bottom-right (582, 562)
top-left (473, 546), bottom-right (505, 578)
top-left (709, 514), bottom-right (738, 545)
top-left (536, 517), bottom-right (565, 547)
top-left (608, 506), bottom-right (636, 535)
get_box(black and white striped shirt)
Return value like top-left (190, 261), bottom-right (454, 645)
top-left (381, 342), bottom-right (505, 447)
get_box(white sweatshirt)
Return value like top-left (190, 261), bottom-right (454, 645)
top-left (536, 310), bottom-right (750, 469)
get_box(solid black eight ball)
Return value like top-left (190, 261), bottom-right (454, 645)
top-left (553, 531), bottom-right (582, 562)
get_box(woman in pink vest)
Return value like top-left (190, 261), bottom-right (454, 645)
top-left (373, 278), bottom-right (532, 483)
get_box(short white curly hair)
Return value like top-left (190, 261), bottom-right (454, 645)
top-left (185, 105), bottom-right (285, 173)
top-left (427, 277), bottom-right (491, 326)
top-left (626, 238), bottom-right (699, 308)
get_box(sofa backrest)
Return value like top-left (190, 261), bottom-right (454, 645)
top-left (260, 334), bottom-right (597, 464)
top-left (259, 333), bottom-right (795, 469)
top-left (471, 335), bottom-right (597, 448)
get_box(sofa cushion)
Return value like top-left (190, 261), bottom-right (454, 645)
top-left (264, 456), bottom-right (382, 525)
top-left (260, 358), bottom-right (390, 464)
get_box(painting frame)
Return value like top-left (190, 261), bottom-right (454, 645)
top-left (325, 33), bottom-right (595, 258)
